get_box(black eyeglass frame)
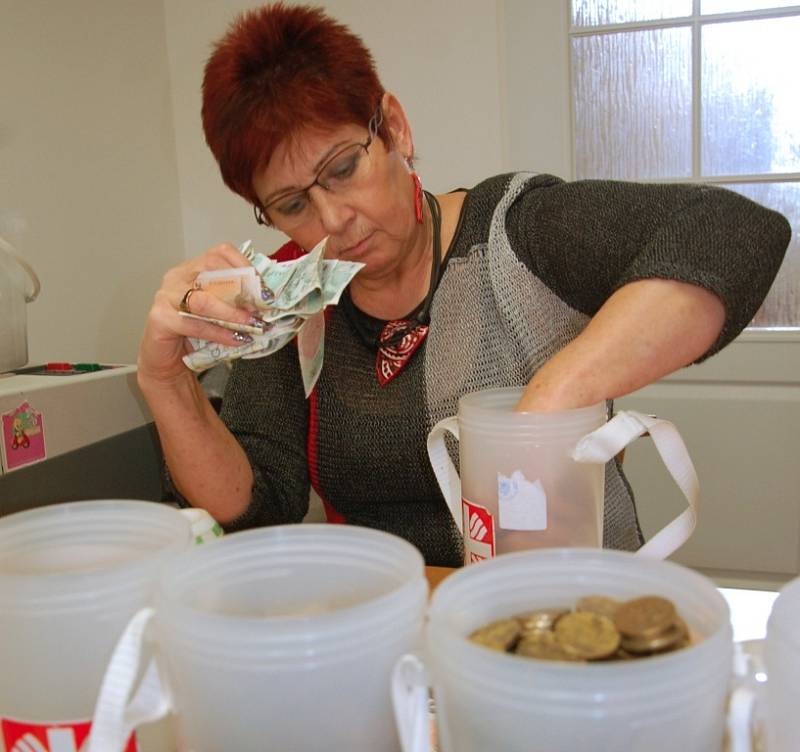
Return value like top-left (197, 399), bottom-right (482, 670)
top-left (253, 106), bottom-right (385, 227)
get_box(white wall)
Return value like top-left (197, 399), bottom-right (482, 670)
top-left (502, 0), bottom-right (572, 178)
top-left (0, 0), bottom-right (185, 365)
top-left (163, 0), bottom-right (508, 255)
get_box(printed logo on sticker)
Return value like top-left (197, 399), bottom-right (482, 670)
top-left (462, 498), bottom-right (495, 562)
top-left (1, 718), bottom-right (138, 752)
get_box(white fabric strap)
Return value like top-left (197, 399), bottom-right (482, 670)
top-left (86, 607), bottom-right (174, 752)
top-left (392, 654), bottom-right (432, 752)
top-left (426, 417), bottom-right (462, 533)
top-left (726, 686), bottom-right (756, 752)
top-left (572, 410), bottom-right (699, 559)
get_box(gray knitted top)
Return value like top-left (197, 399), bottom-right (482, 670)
top-left (174, 173), bottom-right (790, 567)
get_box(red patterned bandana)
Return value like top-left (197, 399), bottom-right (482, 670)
top-left (375, 319), bottom-right (430, 386)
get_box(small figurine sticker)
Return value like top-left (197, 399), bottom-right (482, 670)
top-left (12, 415), bottom-right (31, 450)
top-left (1, 401), bottom-right (47, 472)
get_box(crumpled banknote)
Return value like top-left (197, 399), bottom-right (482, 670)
top-left (182, 237), bottom-right (364, 396)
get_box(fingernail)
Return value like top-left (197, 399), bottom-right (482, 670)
top-left (232, 332), bottom-right (253, 344)
top-left (249, 315), bottom-right (270, 331)
top-left (261, 289), bottom-right (274, 303)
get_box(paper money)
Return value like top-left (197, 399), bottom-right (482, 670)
top-left (185, 320), bottom-right (301, 371)
top-left (258, 260), bottom-right (360, 321)
top-left (182, 237), bottom-right (364, 395)
top-left (195, 266), bottom-right (263, 309)
top-left (178, 310), bottom-right (265, 336)
top-left (264, 241), bottom-right (326, 309)
top-left (297, 311), bottom-right (325, 397)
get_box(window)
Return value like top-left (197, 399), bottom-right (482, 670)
top-left (569, 1), bottom-right (800, 327)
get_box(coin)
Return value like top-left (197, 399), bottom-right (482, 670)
top-left (621, 618), bottom-right (688, 655)
top-left (468, 618), bottom-right (521, 652)
top-left (516, 608), bottom-right (570, 634)
top-left (516, 629), bottom-right (582, 662)
top-left (575, 595), bottom-right (620, 620)
top-left (614, 596), bottom-right (677, 638)
top-left (469, 594), bottom-right (692, 663)
top-left (554, 612), bottom-right (621, 660)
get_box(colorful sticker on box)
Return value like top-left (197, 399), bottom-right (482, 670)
top-left (1, 401), bottom-right (47, 472)
top-left (1, 717), bottom-right (137, 752)
top-left (461, 498), bottom-right (495, 563)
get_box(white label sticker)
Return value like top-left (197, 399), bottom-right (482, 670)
top-left (497, 471), bottom-right (547, 531)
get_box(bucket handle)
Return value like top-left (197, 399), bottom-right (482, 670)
top-left (86, 607), bottom-right (174, 752)
top-left (726, 685), bottom-right (756, 752)
top-left (0, 234), bottom-right (41, 302)
top-left (392, 654), bottom-right (433, 752)
top-left (427, 410), bottom-right (698, 559)
top-left (426, 417), bottom-right (462, 533)
top-left (572, 410), bottom-right (698, 559)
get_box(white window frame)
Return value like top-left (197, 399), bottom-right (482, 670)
top-left (566, 1), bottom-right (800, 335)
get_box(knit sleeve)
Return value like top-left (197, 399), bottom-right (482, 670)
top-left (214, 344), bottom-right (311, 532)
top-left (506, 176), bottom-right (792, 360)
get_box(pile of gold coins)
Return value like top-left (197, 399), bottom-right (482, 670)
top-left (468, 595), bottom-right (692, 662)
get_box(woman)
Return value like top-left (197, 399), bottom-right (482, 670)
top-left (138, 3), bottom-right (790, 567)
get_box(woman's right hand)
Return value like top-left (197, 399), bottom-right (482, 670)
top-left (137, 243), bottom-right (262, 390)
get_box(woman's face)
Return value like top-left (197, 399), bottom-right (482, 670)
top-left (252, 113), bottom-right (419, 279)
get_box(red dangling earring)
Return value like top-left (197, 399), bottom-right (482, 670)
top-left (411, 172), bottom-right (423, 224)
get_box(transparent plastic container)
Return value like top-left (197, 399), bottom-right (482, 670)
top-left (154, 524), bottom-right (427, 752)
top-left (425, 548), bottom-right (733, 752)
top-left (0, 235), bottom-right (40, 372)
top-left (429, 387), bottom-right (607, 562)
top-left (0, 500), bottom-right (191, 750)
top-left (764, 576), bottom-right (800, 751)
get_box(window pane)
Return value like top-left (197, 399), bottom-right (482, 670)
top-left (730, 182), bottom-right (799, 328)
top-left (702, 18), bottom-right (800, 175)
top-left (572, 0), bottom-right (692, 26)
top-left (702, 0), bottom-right (800, 13)
top-left (572, 28), bottom-right (692, 179)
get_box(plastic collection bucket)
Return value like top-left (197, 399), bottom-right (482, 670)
top-left (0, 500), bottom-right (191, 752)
top-left (422, 548), bottom-right (733, 752)
top-left (763, 577), bottom-right (800, 751)
top-left (429, 388), bottom-right (606, 562)
top-left (153, 524), bottom-right (427, 752)
top-left (428, 386), bottom-right (700, 563)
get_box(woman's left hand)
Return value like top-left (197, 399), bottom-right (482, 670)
top-left (516, 278), bottom-right (726, 412)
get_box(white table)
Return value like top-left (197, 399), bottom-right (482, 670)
top-left (720, 587), bottom-right (779, 642)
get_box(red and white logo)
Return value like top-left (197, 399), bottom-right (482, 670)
top-left (461, 498), bottom-right (495, 562)
top-left (1, 718), bottom-right (137, 752)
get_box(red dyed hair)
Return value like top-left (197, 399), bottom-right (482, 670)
top-left (202, 3), bottom-right (387, 207)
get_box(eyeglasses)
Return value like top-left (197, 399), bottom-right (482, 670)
top-left (254, 107), bottom-right (384, 230)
